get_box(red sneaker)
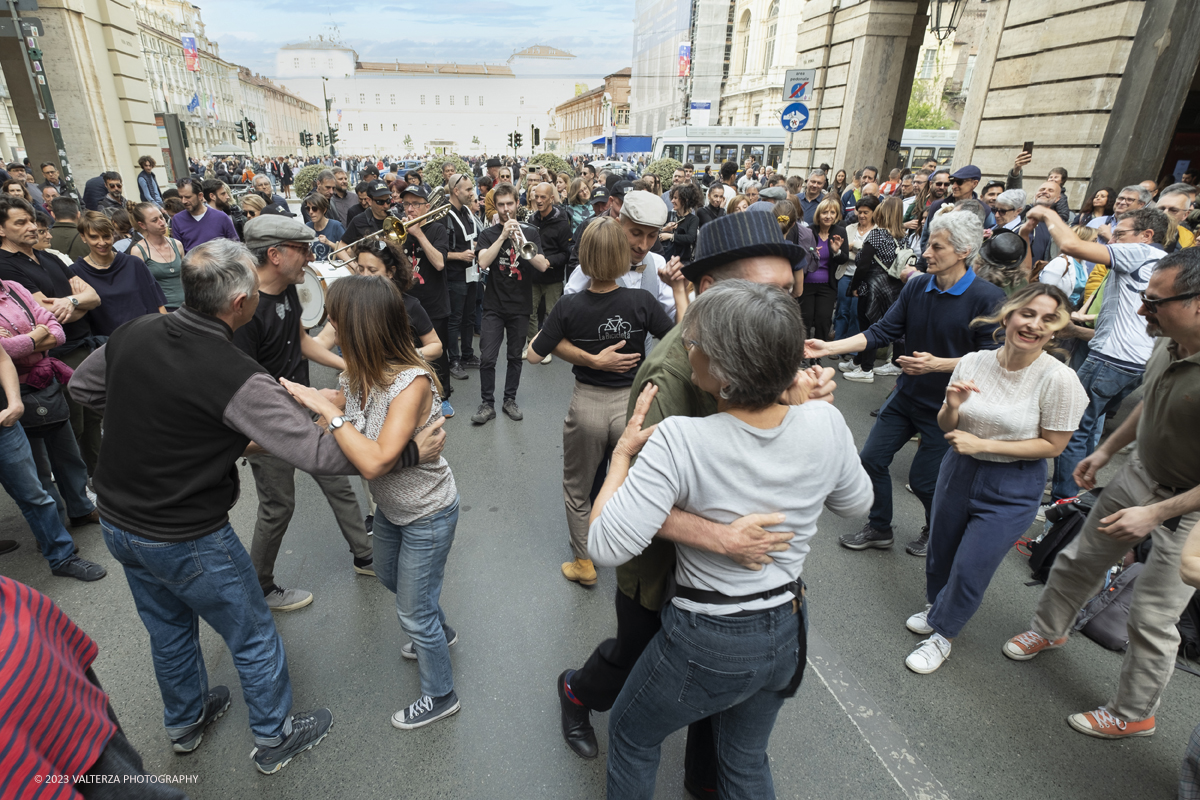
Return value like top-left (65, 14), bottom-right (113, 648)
top-left (1067, 707), bottom-right (1155, 739)
top-left (1002, 630), bottom-right (1067, 661)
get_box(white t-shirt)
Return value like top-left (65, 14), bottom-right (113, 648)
top-left (1038, 255), bottom-right (1081, 298)
top-left (1089, 243), bottom-right (1161, 366)
top-left (564, 250), bottom-right (676, 320)
top-left (950, 350), bottom-right (1089, 464)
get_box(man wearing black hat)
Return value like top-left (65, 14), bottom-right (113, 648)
top-left (399, 183), bottom-right (454, 416)
top-left (234, 216), bottom-right (374, 611)
top-left (336, 180), bottom-right (393, 251)
top-left (471, 183), bottom-right (550, 424)
top-left (556, 211), bottom-right (836, 796)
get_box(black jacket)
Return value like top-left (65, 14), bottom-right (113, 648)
top-left (808, 224), bottom-right (849, 289)
top-left (668, 212), bottom-right (699, 264)
top-left (697, 204), bottom-right (724, 228)
top-left (530, 204), bottom-right (572, 285)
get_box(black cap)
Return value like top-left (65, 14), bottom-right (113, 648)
top-left (400, 183), bottom-right (431, 200)
top-left (610, 181), bottom-right (634, 200)
top-left (589, 187), bottom-right (610, 205)
top-left (366, 180), bottom-right (391, 199)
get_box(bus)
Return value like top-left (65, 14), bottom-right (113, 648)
top-left (650, 126), bottom-right (958, 172)
top-left (651, 127), bottom-right (787, 170)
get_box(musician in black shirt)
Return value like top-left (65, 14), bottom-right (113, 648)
top-left (444, 174), bottom-right (482, 377)
top-left (470, 183), bottom-right (549, 424)
top-left (398, 184), bottom-right (453, 415)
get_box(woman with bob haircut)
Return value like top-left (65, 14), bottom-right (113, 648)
top-left (70, 210), bottom-right (166, 336)
top-left (528, 216), bottom-right (682, 588)
top-left (281, 274), bottom-right (461, 732)
top-left (588, 279), bottom-right (872, 797)
top-left (902, 283), bottom-right (1088, 674)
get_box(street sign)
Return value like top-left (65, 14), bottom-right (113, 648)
top-left (780, 103), bottom-right (809, 133)
top-left (0, 17), bottom-right (43, 37)
top-left (783, 69), bottom-right (815, 102)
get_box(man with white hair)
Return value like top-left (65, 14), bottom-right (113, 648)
top-left (807, 212), bottom-right (1006, 556)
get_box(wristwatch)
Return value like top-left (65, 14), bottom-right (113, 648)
top-left (327, 415), bottom-right (346, 433)
top-left (69, 296), bottom-right (79, 307)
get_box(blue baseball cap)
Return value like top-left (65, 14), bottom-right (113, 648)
top-left (950, 165), bottom-right (982, 182)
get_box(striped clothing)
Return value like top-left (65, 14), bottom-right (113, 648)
top-left (0, 577), bottom-right (116, 799)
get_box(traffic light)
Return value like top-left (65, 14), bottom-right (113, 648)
top-left (179, 119), bottom-right (189, 148)
top-left (514, 132), bottom-right (523, 149)
top-left (328, 126), bottom-right (339, 146)
top-left (507, 132), bottom-right (514, 149)
top-left (306, 131), bottom-right (314, 147)
top-left (299, 130), bottom-right (307, 147)
top-left (533, 127), bottom-right (540, 147)
top-left (247, 120), bottom-right (258, 142)
top-left (317, 132), bottom-right (324, 146)
top-left (235, 120), bottom-right (246, 141)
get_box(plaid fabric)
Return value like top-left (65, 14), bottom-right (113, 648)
top-left (1181, 722), bottom-right (1200, 800)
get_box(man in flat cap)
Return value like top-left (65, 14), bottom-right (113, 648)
top-left (233, 216), bottom-right (374, 611)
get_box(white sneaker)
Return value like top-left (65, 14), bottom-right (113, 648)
top-left (541, 353), bottom-right (552, 364)
top-left (875, 362), bottom-right (903, 376)
top-left (906, 605), bottom-right (933, 634)
top-left (837, 359), bottom-right (856, 373)
top-left (844, 367), bottom-right (874, 383)
top-left (906, 633), bottom-right (951, 674)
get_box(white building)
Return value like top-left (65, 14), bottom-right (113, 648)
top-left (273, 39), bottom-right (605, 156)
top-left (718, 0), bottom-right (805, 127)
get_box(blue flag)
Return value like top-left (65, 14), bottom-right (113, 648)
top-left (187, 93), bottom-right (200, 113)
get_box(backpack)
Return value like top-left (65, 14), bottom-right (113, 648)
top-left (1023, 491), bottom-right (1101, 584)
top-left (874, 236), bottom-right (915, 280)
top-left (1072, 562), bottom-right (1143, 651)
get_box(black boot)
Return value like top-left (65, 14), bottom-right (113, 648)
top-left (557, 670), bottom-right (598, 759)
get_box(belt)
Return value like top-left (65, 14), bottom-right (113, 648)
top-left (674, 579), bottom-right (804, 608)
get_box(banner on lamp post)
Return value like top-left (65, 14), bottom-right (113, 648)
top-left (181, 33), bottom-right (199, 72)
top-left (677, 42), bottom-right (691, 78)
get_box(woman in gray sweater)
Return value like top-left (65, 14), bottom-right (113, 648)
top-left (588, 280), bottom-right (873, 799)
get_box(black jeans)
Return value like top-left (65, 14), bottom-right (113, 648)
top-left (798, 282), bottom-right (837, 343)
top-left (428, 315), bottom-right (452, 399)
top-left (479, 310), bottom-right (524, 406)
top-left (572, 589), bottom-right (719, 793)
top-left (446, 280), bottom-right (477, 363)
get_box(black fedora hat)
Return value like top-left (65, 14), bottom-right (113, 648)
top-left (682, 210), bottom-right (808, 283)
top-left (979, 228), bottom-right (1026, 268)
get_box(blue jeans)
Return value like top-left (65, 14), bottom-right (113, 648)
top-left (925, 451), bottom-right (1045, 639)
top-left (372, 497), bottom-right (459, 698)
top-left (30, 422), bottom-right (95, 519)
top-left (1051, 355), bottom-right (1143, 501)
top-left (102, 520), bottom-right (293, 746)
top-left (859, 390), bottom-right (948, 532)
top-left (0, 422), bottom-right (77, 569)
top-left (607, 601), bottom-right (804, 800)
top-left (834, 274), bottom-right (860, 344)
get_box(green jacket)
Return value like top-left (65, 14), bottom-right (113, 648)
top-left (615, 325), bottom-right (718, 611)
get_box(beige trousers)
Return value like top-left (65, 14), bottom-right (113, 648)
top-left (562, 381), bottom-right (628, 560)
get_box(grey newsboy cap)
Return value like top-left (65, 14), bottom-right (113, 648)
top-left (619, 190), bottom-right (668, 228)
top-left (243, 215), bottom-right (316, 250)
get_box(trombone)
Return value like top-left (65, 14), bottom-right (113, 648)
top-left (327, 186), bottom-right (450, 260)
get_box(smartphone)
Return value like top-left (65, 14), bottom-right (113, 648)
top-left (1023, 141), bottom-right (1035, 155)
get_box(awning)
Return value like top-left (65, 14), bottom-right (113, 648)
top-left (590, 136), bottom-right (606, 145)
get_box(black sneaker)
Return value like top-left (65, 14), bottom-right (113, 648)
top-left (905, 526), bottom-right (930, 557)
top-left (471, 404), bottom-right (496, 425)
top-left (391, 691), bottom-right (461, 730)
top-left (502, 399), bottom-right (523, 421)
top-left (252, 709), bottom-right (333, 775)
top-left (460, 355), bottom-right (481, 369)
top-left (353, 556), bottom-right (376, 577)
top-left (401, 624), bottom-right (458, 660)
top-left (171, 685), bottom-right (231, 754)
top-left (0, 540), bottom-right (18, 556)
top-left (839, 524), bottom-right (894, 550)
top-left (449, 362), bottom-right (469, 380)
top-left (51, 556), bottom-right (107, 582)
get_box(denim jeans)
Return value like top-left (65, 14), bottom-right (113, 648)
top-left (0, 422), bottom-right (77, 569)
top-left (859, 390), bottom-right (948, 531)
top-left (102, 520), bottom-right (293, 746)
top-left (1051, 355), bottom-right (1143, 501)
top-left (607, 601), bottom-right (805, 800)
top-left (925, 450), bottom-right (1045, 639)
top-left (834, 273), bottom-right (860, 344)
top-left (372, 497), bottom-right (459, 699)
top-left (30, 422), bottom-right (95, 518)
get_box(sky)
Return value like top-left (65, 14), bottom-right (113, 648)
top-left (195, 0), bottom-right (635, 79)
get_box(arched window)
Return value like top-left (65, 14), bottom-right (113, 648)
top-left (763, 1), bottom-right (779, 72)
top-left (738, 10), bottom-right (752, 75)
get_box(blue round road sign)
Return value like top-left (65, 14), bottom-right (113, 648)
top-left (781, 103), bottom-right (809, 133)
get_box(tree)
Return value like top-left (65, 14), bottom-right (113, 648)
top-left (424, 154), bottom-right (471, 188)
top-left (292, 165), bottom-right (322, 199)
top-left (904, 72), bottom-right (957, 131)
top-left (645, 158), bottom-right (682, 188)
top-left (403, 134), bottom-right (413, 150)
top-left (528, 152), bottom-right (574, 179)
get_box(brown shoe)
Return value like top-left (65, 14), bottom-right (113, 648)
top-left (561, 558), bottom-right (597, 586)
top-left (69, 510), bottom-right (100, 527)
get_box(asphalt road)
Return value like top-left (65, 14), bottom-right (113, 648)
top-left (1, 349), bottom-right (1194, 800)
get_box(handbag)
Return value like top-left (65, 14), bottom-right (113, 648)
top-left (0, 290), bottom-right (71, 436)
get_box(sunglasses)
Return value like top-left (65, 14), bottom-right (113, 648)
top-left (371, 197), bottom-right (390, 206)
top-left (1138, 290), bottom-right (1200, 312)
top-left (950, 178), bottom-right (967, 185)
top-left (932, 181), bottom-right (950, 187)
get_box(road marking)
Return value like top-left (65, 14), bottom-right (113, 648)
top-left (806, 629), bottom-right (952, 800)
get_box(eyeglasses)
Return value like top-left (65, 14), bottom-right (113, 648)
top-left (683, 338), bottom-right (700, 351)
top-left (1109, 226), bottom-right (1141, 241)
top-left (274, 242), bottom-right (312, 256)
top-left (950, 178), bottom-right (967, 186)
top-left (371, 197), bottom-right (390, 206)
top-left (245, 210), bottom-right (258, 218)
top-left (401, 202), bottom-right (428, 210)
top-left (1138, 289), bottom-right (1200, 312)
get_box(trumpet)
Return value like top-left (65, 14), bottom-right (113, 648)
top-left (327, 188), bottom-right (451, 260)
top-left (510, 220), bottom-right (538, 260)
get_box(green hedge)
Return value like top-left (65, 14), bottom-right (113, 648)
top-left (528, 152), bottom-right (574, 179)
top-left (292, 164), bottom-right (322, 200)
top-left (423, 155), bottom-right (472, 188)
top-left (644, 158), bottom-right (682, 187)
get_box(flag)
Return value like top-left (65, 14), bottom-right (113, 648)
top-left (181, 34), bottom-right (199, 72)
top-left (209, 95), bottom-right (218, 123)
top-left (187, 93), bottom-right (200, 113)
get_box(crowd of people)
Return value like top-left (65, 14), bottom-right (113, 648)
top-left (1, 143), bottom-right (1200, 800)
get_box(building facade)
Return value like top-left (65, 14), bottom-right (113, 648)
top-left (718, 0), bottom-right (807, 128)
top-left (274, 40), bottom-right (601, 156)
top-left (236, 69), bottom-right (324, 159)
top-left (553, 69), bottom-right (631, 154)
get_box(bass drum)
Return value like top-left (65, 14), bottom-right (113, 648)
top-left (298, 261), bottom-right (353, 328)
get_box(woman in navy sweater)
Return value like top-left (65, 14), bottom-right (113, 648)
top-left (70, 211), bottom-right (166, 336)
